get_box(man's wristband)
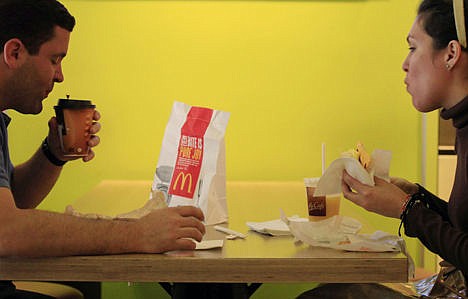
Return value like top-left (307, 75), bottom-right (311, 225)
top-left (41, 138), bottom-right (67, 166)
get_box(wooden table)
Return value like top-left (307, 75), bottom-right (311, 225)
top-left (0, 180), bottom-right (408, 293)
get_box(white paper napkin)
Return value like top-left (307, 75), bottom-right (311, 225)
top-left (246, 216), bottom-right (308, 236)
top-left (194, 239), bottom-right (224, 250)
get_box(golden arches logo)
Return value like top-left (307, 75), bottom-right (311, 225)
top-left (172, 172), bottom-right (193, 193)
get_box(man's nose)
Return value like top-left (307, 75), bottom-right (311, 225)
top-left (54, 65), bottom-right (64, 83)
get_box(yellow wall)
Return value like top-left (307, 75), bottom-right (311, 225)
top-left (7, 0), bottom-right (440, 298)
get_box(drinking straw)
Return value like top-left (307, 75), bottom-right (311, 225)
top-left (321, 142), bottom-right (326, 175)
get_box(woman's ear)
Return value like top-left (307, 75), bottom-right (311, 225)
top-left (2, 38), bottom-right (26, 69)
top-left (445, 40), bottom-right (463, 70)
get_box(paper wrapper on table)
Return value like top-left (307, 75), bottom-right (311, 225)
top-left (280, 210), bottom-right (399, 251)
top-left (65, 190), bottom-right (168, 220)
top-left (152, 101), bottom-right (230, 225)
top-left (115, 190), bottom-right (167, 219)
top-left (280, 211), bottom-right (415, 278)
top-left (314, 149), bottom-right (392, 196)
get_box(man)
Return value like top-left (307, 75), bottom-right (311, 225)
top-left (0, 0), bottom-right (206, 297)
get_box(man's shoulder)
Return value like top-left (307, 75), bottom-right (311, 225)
top-left (0, 112), bottom-right (11, 127)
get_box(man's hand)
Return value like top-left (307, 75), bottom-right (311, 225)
top-left (134, 206), bottom-right (206, 253)
top-left (341, 170), bottom-right (408, 219)
top-left (47, 110), bottom-right (101, 162)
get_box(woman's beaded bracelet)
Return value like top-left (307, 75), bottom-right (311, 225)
top-left (398, 191), bottom-right (428, 236)
top-left (400, 193), bottom-right (412, 215)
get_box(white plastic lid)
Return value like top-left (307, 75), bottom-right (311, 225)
top-left (304, 177), bottom-right (320, 187)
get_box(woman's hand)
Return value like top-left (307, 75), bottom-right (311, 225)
top-left (390, 177), bottom-right (418, 195)
top-left (341, 170), bottom-right (408, 219)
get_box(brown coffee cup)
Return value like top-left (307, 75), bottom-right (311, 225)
top-left (54, 98), bottom-right (95, 157)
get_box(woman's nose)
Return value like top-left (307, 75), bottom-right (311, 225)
top-left (402, 55), bottom-right (409, 72)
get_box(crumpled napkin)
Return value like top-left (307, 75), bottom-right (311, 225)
top-left (280, 211), bottom-right (415, 279)
top-left (280, 210), bottom-right (402, 252)
top-left (246, 216), bottom-right (308, 236)
top-left (314, 149), bottom-right (392, 196)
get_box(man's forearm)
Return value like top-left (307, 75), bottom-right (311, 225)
top-left (11, 145), bottom-right (62, 209)
top-left (0, 207), bottom-right (137, 257)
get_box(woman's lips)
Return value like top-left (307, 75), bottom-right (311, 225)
top-left (404, 79), bottom-right (410, 92)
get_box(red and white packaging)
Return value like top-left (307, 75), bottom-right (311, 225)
top-left (152, 102), bottom-right (230, 225)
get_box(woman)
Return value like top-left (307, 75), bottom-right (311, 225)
top-left (298, 0), bottom-right (468, 297)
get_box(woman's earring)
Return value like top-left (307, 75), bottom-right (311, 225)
top-left (446, 63), bottom-right (452, 69)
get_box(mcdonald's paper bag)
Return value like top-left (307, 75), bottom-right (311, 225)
top-left (152, 102), bottom-right (230, 225)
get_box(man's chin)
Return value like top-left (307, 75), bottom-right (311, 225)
top-left (16, 105), bottom-right (43, 115)
top-left (32, 104), bottom-right (44, 114)
top-left (33, 98), bottom-right (45, 114)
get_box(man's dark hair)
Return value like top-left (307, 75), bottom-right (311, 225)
top-left (418, 0), bottom-right (467, 51)
top-left (0, 0), bottom-right (75, 55)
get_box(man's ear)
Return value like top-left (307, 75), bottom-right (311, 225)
top-left (2, 38), bottom-right (26, 69)
top-left (445, 40), bottom-right (462, 70)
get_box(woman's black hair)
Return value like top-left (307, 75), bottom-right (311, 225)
top-left (418, 0), bottom-right (467, 51)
